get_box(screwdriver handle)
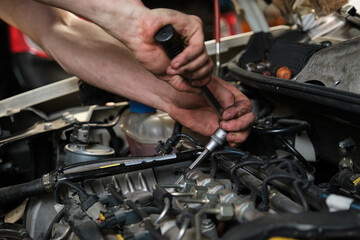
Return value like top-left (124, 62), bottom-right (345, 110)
top-left (155, 25), bottom-right (223, 116)
top-left (154, 25), bottom-right (185, 60)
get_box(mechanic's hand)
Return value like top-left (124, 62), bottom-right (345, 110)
top-left (121, 8), bottom-right (213, 94)
top-left (166, 76), bottom-right (255, 147)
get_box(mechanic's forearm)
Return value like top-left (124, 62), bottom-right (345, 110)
top-left (40, 11), bottom-right (174, 112)
top-left (0, 1), bottom-right (173, 112)
top-left (34, 0), bottom-right (148, 44)
top-left (0, 0), bottom-right (63, 47)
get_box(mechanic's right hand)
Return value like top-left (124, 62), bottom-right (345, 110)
top-left (165, 76), bottom-right (255, 147)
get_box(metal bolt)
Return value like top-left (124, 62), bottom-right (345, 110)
top-left (191, 186), bottom-right (207, 199)
top-left (62, 112), bottom-right (76, 124)
top-left (201, 219), bottom-right (215, 230)
top-left (19, 229), bottom-right (29, 238)
top-left (44, 123), bottom-right (52, 130)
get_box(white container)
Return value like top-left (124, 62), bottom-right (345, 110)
top-left (120, 109), bottom-right (175, 156)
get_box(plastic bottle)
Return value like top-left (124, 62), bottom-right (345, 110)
top-left (120, 101), bottom-right (175, 156)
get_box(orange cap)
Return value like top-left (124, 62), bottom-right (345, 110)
top-left (276, 66), bottom-right (292, 80)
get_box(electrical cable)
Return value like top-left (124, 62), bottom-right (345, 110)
top-left (210, 149), bottom-right (248, 177)
top-left (259, 174), bottom-right (309, 211)
top-left (273, 159), bottom-right (308, 179)
top-left (176, 133), bottom-right (205, 148)
top-left (277, 136), bottom-right (315, 174)
top-left (106, 127), bottom-right (121, 157)
top-left (222, 210), bottom-right (360, 240)
top-left (107, 184), bottom-right (124, 204)
top-left (293, 179), bottom-right (309, 212)
top-left (54, 181), bottom-right (88, 204)
top-left (230, 160), bottom-right (266, 191)
top-left (43, 208), bottom-right (65, 240)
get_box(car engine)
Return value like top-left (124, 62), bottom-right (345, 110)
top-left (2, 3), bottom-right (360, 239)
top-left (1, 68), bottom-right (360, 240)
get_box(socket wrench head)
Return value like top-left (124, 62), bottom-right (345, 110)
top-left (206, 128), bottom-right (227, 152)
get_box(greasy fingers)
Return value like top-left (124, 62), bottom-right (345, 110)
top-left (227, 128), bottom-right (252, 147)
top-left (167, 45), bottom-right (212, 88)
top-left (221, 111), bottom-right (255, 133)
top-left (166, 75), bottom-right (203, 94)
top-left (222, 100), bottom-right (253, 121)
top-left (221, 107), bottom-right (255, 145)
top-left (169, 15), bottom-right (204, 68)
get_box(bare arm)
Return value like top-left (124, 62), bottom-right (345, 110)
top-left (0, 1), bottom-right (254, 144)
top-left (0, 1), bottom-right (169, 110)
top-left (33, 0), bottom-right (213, 93)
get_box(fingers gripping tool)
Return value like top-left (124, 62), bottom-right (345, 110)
top-left (154, 25), bottom-right (228, 184)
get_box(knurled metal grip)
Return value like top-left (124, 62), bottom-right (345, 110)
top-left (206, 128), bottom-right (227, 152)
top-left (154, 25), bottom-right (185, 60)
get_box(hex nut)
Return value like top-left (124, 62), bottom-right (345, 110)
top-left (183, 179), bottom-right (196, 192)
top-left (216, 204), bottom-right (234, 221)
top-left (190, 186), bottom-right (207, 199)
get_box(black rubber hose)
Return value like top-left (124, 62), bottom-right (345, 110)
top-left (106, 127), bottom-right (121, 157)
top-left (0, 178), bottom-right (46, 205)
top-left (108, 184), bottom-right (124, 204)
top-left (222, 210), bottom-right (360, 240)
top-left (43, 208), bottom-right (65, 240)
top-left (252, 119), bottom-right (310, 135)
top-left (0, 151), bottom-right (200, 206)
top-left (173, 122), bottom-right (183, 136)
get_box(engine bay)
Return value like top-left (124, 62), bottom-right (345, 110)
top-left (1, 68), bottom-right (360, 240)
top-left (2, 9), bottom-right (360, 240)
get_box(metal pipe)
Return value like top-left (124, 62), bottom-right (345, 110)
top-left (214, 0), bottom-right (221, 76)
top-left (154, 198), bottom-right (171, 224)
top-left (53, 226), bottom-right (71, 240)
top-left (171, 192), bottom-right (194, 197)
top-left (178, 198), bottom-right (210, 204)
top-left (195, 208), bottom-right (220, 240)
top-left (177, 218), bottom-right (190, 240)
top-left (174, 198), bottom-right (185, 211)
top-left (175, 149), bottom-right (210, 184)
top-left (159, 184), bottom-right (184, 189)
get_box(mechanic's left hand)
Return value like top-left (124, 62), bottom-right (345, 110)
top-left (166, 76), bottom-right (255, 147)
top-left (121, 8), bottom-right (213, 94)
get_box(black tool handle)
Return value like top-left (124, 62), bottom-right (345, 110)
top-left (155, 25), bottom-right (185, 60)
top-left (155, 25), bottom-right (223, 115)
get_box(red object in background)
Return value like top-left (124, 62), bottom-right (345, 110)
top-left (221, 12), bottom-right (238, 36)
top-left (8, 26), bottom-right (49, 59)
